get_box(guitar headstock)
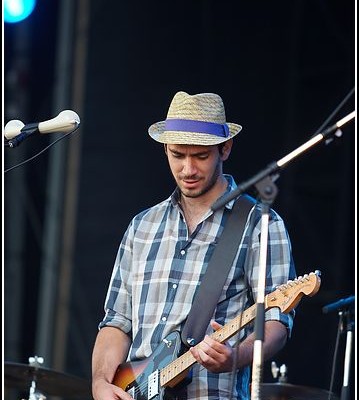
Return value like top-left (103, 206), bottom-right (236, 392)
top-left (265, 271), bottom-right (321, 313)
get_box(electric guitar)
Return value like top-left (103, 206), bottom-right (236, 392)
top-left (112, 271), bottom-right (321, 399)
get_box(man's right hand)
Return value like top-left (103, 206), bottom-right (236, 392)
top-left (92, 327), bottom-right (132, 400)
top-left (92, 378), bottom-right (134, 400)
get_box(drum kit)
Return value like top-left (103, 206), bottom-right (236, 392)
top-left (4, 357), bottom-right (340, 400)
top-left (4, 356), bottom-right (92, 400)
top-left (253, 361), bottom-right (340, 400)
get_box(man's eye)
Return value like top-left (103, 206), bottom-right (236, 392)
top-left (197, 154), bottom-right (209, 160)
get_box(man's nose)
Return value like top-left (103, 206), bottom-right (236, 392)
top-left (182, 158), bottom-right (197, 176)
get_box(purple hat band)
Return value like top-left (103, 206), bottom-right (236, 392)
top-left (164, 119), bottom-right (230, 138)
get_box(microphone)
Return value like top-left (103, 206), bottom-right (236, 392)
top-left (4, 110), bottom-right (80, 147)
top-left (322, 295), bottom-right (355, 314)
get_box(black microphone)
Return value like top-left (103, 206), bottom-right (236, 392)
top-left (322, 295), bottom-right (355, 314)
top-left (4, 110), bottom-right (80, 148)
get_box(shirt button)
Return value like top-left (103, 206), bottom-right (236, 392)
top-left (180, 250), bottom-right (186, 255)
top-left (172, 284), bottom-right (177, 289)
top-left (161, 316), bottom-right (167, 322)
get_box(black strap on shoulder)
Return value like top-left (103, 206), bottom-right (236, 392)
top-left (181, 194), bottom-right (256, 347)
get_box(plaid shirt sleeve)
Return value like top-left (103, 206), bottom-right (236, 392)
top-left (98, 221), bottom-right (135, 334)
top-left (245, 205), bottom-right (297, 336)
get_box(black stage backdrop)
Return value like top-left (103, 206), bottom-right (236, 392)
top-left (4, 1), bottom-right (355, 399)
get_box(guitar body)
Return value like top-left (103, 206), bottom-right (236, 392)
top-left (113, 331), bottom-right (185, 400)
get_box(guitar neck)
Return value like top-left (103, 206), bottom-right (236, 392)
top-left (112, 272), bottom-right (319, 393)
top-left (160, 271), bottom-right (321, 388)
top-left (160, 302), bottom-right (257, 387)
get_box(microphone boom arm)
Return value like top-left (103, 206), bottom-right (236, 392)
top-left (212, 111), bottom-right (355, 211)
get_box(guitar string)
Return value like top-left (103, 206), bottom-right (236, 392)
top-left (131, 302), bottom-right (250, 396)
top-left (130, 352), bottom-right (195, 395)
top-left (130, 297), bottom-right (254, 395)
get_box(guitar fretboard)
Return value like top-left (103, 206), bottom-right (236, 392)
top-left (160, 303), bottom-right (257, 387)
top-left (159, 272), bottom-right (320, 388)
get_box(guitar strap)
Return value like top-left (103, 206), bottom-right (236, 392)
top-left (181, 194), bottom-right (256, 347)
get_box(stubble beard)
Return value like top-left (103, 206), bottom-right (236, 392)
top-left (179, 161), bottom-right (222, 199)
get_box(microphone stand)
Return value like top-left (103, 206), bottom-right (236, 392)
top-left (249, 175), bottom-right (278, 400)
top-left (211, 111), bottom-right (355, 400)
top-left (322, 296), bottom-right (355, 400)
top-left (323, 296), bottom-right (355, 400)
top-left (339, 307), bottom-right (354, 400)
top-left (212, 111), bottom-right (355, 211)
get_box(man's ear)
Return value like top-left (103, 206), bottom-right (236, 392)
top-left (221, 139), bottom-right (233, 161)
top-left (164, 144), bottom-right (168, 155)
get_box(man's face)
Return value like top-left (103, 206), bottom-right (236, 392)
top-left (165, 142), bottom-right (231, 199)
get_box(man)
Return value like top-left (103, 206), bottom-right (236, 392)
top-left (92, 91), bottom-right (296, 399)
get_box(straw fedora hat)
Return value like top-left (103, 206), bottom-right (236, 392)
top-left (148, 91), bottom-right (242, 145)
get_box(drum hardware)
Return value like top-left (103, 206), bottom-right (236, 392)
top-left (4, 355), bottom-right (92, 399)
top-left (322, 295), bottom-right (355, 400)
top-left (27, 356), bottom-right (46, 400)
top-left (261, 360), bottom-right (340, 400)
top-left (271, 361), bottom-right (288, 383)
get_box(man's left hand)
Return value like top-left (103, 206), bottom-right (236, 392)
top-left (189, 320), bottom-right (235, 373)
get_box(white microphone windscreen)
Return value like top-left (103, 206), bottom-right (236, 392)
top-left (4, 120), bottom-right (25, 139)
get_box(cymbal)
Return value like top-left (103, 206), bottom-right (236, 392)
top-left (4, 361), bottom-right (92, 399)
top-left (259, 383), bottom-right (340, 400)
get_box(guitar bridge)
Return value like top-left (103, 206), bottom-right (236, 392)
top-left (148, 370), bottom-right (159, 399)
